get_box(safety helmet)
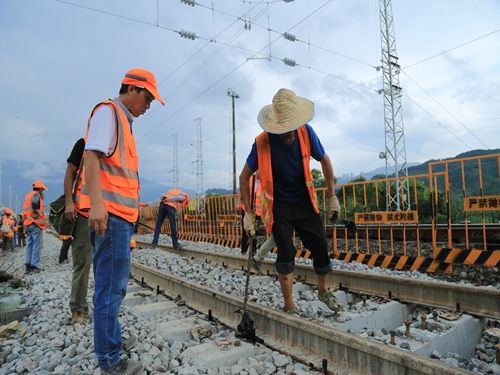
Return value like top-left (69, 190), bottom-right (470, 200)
top-left (33, 179), bottom-right (48, 190)
top-left (4, 207), bottom-right (12, 215)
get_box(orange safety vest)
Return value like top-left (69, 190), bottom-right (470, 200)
top-left (240, 175), bottom-right (262, 216)
top-left (74, 100), bottom-right (140, 223)
top-left (2, 216), bottom-right (14, 238)
top-left (256, 125), bottom-right (319, 235)
top-left (22, 191), bottom-right (47, 229)
top-left (162, 189), bottom-right (189, 211)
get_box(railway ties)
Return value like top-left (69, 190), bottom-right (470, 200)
top-left (132, 240), bottom-right (500, 374)
top-left (122, 284), bottom-right (270, 373)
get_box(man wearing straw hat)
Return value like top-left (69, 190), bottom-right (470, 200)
top-left (239, 88), bottom-right (341, 314)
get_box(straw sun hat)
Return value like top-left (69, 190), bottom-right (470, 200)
top-left (257, 88), bottom-right (314, 134)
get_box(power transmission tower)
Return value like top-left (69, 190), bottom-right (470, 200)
top-left (194, 117), bottom-right (204, 211)
top-left (171, 133), bottom-right (179, 188)
top-left (378, 0), bottom-right (410, 211)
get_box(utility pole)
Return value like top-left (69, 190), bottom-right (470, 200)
top-left (378, 0), bottom-right (410, 211)
top-left (227, 89), bottom-right (239, 194)
top-left (171, 133), bottom-right (179, 188)
top-left (194, 117), bottom-right (204, 211)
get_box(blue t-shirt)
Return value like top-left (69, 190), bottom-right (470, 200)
top-left (246, 124), bottom-right (325, 203)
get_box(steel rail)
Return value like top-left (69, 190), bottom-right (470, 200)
top-left (131, 261), bottom-right (470, 375)
top-left (136, 242), bottom-right (500, 320)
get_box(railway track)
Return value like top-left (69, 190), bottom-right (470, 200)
top-left (132, 241), bottom-right (500, 374)
top-left (135, 241), bottom-right (499, 320)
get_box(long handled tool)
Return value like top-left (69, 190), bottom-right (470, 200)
top-left (236, 176), bottom-right (263, 344)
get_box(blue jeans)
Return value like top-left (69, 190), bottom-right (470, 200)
top-left (152, 203), bottom-right (179, 247)
top-left (25, 224), bottom-right (43, 268)
top-left (91, 214), bottom-right (133, 369)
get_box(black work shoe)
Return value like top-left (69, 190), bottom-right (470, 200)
top-left (25, 264), bottom-right (31, 273)
top-left (174, 243), bottom-right (183, 250)
top-left (102, 358), bottom-right (143, 375)
top-left (31, 267), bottom-right (43, 273)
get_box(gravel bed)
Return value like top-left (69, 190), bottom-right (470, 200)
top-left (138, 234), bottom-right (500, 289)
top-left (0, 233), bottom-right (321, 375)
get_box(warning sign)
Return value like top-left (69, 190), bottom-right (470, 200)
top-left (354, 211), bottom-right (418, 224)
top-left (464, 196), bottom-right (500, 211)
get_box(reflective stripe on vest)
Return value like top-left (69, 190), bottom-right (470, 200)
top-left (256, 126), bottom-right (319, 235)
top-left (240, 175), bottom-right (262, 216)
top-left (74, 100), bottom-right (139, 223)
top-left (22, 191), bottom-right (47, 229)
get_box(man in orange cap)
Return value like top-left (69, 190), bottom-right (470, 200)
top-left (74, 68), bottom-right (164, 375)
top-left (22, 179), bottom-right (48, 272)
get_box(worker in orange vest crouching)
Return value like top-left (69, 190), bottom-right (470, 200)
top-left (151, 188), bottom-right (189, 250)
top-left (22, 180), bottom-right (48, 273)
top-left (74, 68), bottom-right (164, 374)
top-left (2, 208), bottom-right (15, 251)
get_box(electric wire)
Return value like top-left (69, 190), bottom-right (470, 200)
top-left (137, 0), bottom-right (336, 142)
top-left (401, 70), bottom-right (489, 149)
top-left (196, 0), bottom-right (376, 68)
top-left (402, 92), bottom-right (472, 150)
top-left (404, 27), bottom-right (500, 69)
top-left (56, 0), bottom-right (495, 153)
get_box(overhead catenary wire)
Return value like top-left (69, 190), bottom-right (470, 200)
top-left (404, 26), bottom-right (500, 69)
top-left (402, 92), bottom-right (472, 150)
top-left (401, 70), bottom-right (489, 149)
top-left (55, 0), bottom-right (495, 153)
top-left (196, 0), bottom-right (376, 69)
top-left (56, 0), bottom-right (377, 135)
top-left (137, 0), bottom-right (337, 142)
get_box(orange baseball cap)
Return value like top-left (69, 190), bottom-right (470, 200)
top-left (122, 68), bottom-right (165, 105)
top-left (33, 179), bottom-right (48, 190)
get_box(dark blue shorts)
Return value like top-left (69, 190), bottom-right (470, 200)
top-left (272, 197), bottom-right (331, 275)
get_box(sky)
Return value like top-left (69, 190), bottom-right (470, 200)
top-left (1, 0), bottom-right (499, 192)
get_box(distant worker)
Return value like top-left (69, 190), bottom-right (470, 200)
top-left (152, 188), bottom-right (189, 250)
top-left (64, 138), bottom-right (93, 324)
top-left (240, 172), bottom-right (261, 255)
top-left (16, 214), bottom-right (26, 247)
top-left (239, 88), bottom-right (342, 314)
top-left (74, 68), bottom-right (164, 374)
top-left (22, 180), bottom-right (48, 273)
top-left (2, 208), bottom-right (15, 251)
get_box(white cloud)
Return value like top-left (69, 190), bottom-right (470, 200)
top-left (1, 0), bottom-right (499, 190)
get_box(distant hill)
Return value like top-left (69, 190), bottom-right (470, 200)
top-left (0, 159), bottom-right (194, 212)
top-left (405, 149), bottom-right (500, 197)
top-left (205, 188), bottom-right (233, 196)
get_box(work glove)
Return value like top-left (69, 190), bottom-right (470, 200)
top-left (327, 195), bottom-right (340, 223)
top-left (243, 212), bottom-right (256, 237)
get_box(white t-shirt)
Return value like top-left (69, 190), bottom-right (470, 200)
top-left (84, 105), bottom-right (117, 157)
